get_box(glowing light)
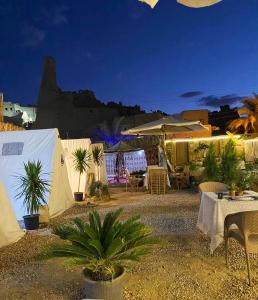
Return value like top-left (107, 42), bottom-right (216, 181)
top-left (165, 135), bottom-right (242, 144)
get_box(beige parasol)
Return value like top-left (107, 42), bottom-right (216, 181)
top-left (121, 116), bottom-right (207, 137)
top-left (139, 0), bottom-right (222, 8)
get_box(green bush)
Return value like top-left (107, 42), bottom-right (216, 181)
top-left (42, 209), bottom-right (159, 281)
top-left (220, 139), bottom-right (240, 185)
top-left (202, 143), bottom-right (220, 181)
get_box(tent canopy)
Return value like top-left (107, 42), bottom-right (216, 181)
top-left (0, 128), bottom-right (73, 220)
top-left (0, 181), bottom-right (24, 248)
top-left (105, 141), bottom-right (140, 153)
top-left (121, 116), bottom-right (207, 136)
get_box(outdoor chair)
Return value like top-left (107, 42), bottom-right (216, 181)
top-left (148, 168), bottom-right (167, 195)
top-left (198, 181), bottom-right (228, 194)
top-left (224, 211), bottom-right (258, 286)
top-left (125, 169), bottom-right (141, 192)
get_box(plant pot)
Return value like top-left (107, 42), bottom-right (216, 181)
top-left (74, 192), bottom-right (84, 202)
top-left (236, 191), bottom-right (244, 196)
top-left (23, 214), bottom-right (39, 230)
top-left (82, 266), bottom-right (125, 300)
top-left (229, 190), bottom-right (236, 197)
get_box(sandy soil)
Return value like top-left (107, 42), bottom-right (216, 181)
top-left (1, 187), bottom-right (258, 300)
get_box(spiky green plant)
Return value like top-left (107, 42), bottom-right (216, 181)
top-left (42, 209), bottom-right (159, 281)
top-left (92, 146), bottom-right (103, 181)
top-left (16, 160), bottom-right (50, 215)
top-left (202, 143), bottom-right (220, 181)
top-left (73, 148), bottom-right (91, 192)
top-left (220, 138), bottom-right (240, 185)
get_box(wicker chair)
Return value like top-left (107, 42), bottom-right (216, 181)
top-left (224, 211), bottom-right (258, 286)
top-left (148, 168), bottom-right (167, 195)
top-left (198, 181), bottom-right (228, 193)
top-left (125, 169), bottom-right (141, 192)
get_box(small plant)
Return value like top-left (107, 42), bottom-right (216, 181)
top-left (203, 143), bottom-right (220, 181)
top-left (235, 171), bottom-right (255, 192)
top-left (89, 181), bottom-right (110, 200)
top-left (73, 148), bottom-right (91, 193)
top-left (42, 209), bottom-right (159, 281)
top-left (15, 160), bottom-right (50, 230)
top-left (92, 146), bottom-right (103, 181)
top-left (220, 138), bottom-right (240, 185)
top-left (16, 160), bottom-right (50, 215)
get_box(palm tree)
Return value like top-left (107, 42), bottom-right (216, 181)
top-left (42, 209), bottom-right (159, 281)
top-left (227, 94), bottom-right (258, 134)
top-left (16, 160), bottom-right (50, 215)
top-left (73, 148), bottom-right (91, 192)
top-left (94, 116), bottom-right (130, 147)
top-left (92, 146), bottom-right (103, 181)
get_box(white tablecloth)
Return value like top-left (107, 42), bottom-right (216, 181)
top-left (197, 191), bottom-right (258, 253)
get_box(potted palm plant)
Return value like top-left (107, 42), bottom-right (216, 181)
top-left (73, 148), bottom-right (91, 201)
top-left (16, 160), bottom-right (50, 230)
top-left (42, 208), bottom-right (159, 300)
top-left (92, 146), bottom-right (103, 182)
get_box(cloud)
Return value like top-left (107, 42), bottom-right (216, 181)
top-left (180, 91), bottom-right (203, 98)
top-left (199, 94), bottom-right (245, 108)
top-left (41, 5), bottom-right (69, 25)
top-left (22, 25), bottom-right (45, 47)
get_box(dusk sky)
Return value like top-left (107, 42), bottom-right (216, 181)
top-left (0, 0), bottom-right (258, 114)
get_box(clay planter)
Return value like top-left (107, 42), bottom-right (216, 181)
top-left (236, 191), bottom-right (244, 196)
top-left (82, 267), bottom-right (125, 300)
top-left (74, 192), bottom-right (84, 202)
top-left (23, 214), bottom-right (39, 230)
top-left (229, 190), bottom-right (236, 197)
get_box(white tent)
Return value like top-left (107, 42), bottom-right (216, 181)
top-left (0, 181), bottom-right (25, 248)
top-left (0, 129), bottom-right (74, 220)
top-left (62, 138), bottom-right (91, 194)
top-left (62, 139), bottom-right (108, 194)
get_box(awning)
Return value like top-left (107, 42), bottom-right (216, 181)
top-left (121, 116), bottom-right (208, 136)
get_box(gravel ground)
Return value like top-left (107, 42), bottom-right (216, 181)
top-left (1, 188), bottom-right (258, 299)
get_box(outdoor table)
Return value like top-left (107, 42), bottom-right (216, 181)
top-left (197, 191), bottom-right (258, 253)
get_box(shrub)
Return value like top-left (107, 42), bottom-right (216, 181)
top-left (42, 209), bottom-right (159, 281)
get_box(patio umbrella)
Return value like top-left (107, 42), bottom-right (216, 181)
top-left (105, 141), bottom-right (139, 153)
top-left (139, 0), bottom-right (222, 8)
top-left (121, 116), bottom-right (207, 137)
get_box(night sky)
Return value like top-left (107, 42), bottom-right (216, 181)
top-left (0, 0), bottom-right (258, 114)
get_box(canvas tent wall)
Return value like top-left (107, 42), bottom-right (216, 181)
top-left (61, 138), bottom-right (91, 194)
top-left (0, 128), bottom-right (73, 220)
top-left (0, 181), bottom-right (24, 248)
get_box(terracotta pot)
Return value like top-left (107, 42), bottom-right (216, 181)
top-left (82, 266), bottom-right (125, 300)
top-left (229, 191), bottom-right (235, 197)
top-left (74, 192), bottom-right (84, 201)
top-left (236, 191), bottom-right (244, 196)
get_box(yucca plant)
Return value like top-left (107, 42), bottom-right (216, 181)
top-left (16, 160), bottom-right (50, 215)
top-left (42, 208), bottom-right (159, 281)
top-left (92, 146), bottom-right (103, 181)
top-left (73, 148), bottom-right (91, 192)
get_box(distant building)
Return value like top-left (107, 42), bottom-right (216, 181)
top-left (3, 101), bottom-right (37, 126)
top-left (34, 57), bottom-right (164, 139)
